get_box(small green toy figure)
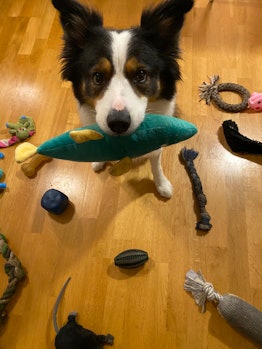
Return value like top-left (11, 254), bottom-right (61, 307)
top-left (0, 116), bottom-right (36, 148)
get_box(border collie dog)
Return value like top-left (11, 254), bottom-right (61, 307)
top-left (51, 0), bottom-right (194, 198)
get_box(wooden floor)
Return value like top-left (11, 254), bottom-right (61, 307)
top-left (0, 0), bottom-right (262, 348)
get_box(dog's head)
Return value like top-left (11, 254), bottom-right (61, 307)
top-left (52, 0), bottom-right (194, 135)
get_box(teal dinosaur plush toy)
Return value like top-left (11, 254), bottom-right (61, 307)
top-left (15, 114), bottom-right (197, 174)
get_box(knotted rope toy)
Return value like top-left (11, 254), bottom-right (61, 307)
top-left (199, 75), bottom-right (250, 113)
top-left (184, 270), bottom-right (262, 346)
top-left (180, 148), bottom-right (212, 231)
top-left (0, 233), bottom-right (25, 323)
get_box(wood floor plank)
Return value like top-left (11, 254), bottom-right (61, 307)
top-left (0, 0), bottom-right (261, 348)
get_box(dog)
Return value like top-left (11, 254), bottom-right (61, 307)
top-left (51, 0), bottom-right (194, 198)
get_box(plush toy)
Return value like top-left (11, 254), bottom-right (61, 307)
top-left (184, 270), bottom-right (262, 346)
top-left (53, 277), bottom-right (114, 349)
top-left (248, 92), bottom-right (262, 111)
top-left (15, 114), bottom-right (197, 174)
top-left (0, 116), bottom-right (36, 148)
top-left (222, 120), bottom-right (262, 155)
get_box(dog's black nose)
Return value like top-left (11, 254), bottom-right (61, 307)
top-left (107, 109), bottom-right (131, 134)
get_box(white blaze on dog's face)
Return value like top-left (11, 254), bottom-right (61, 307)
top-left (95, 31), bottom-right (147, 135)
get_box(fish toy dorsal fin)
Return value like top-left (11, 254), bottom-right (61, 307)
top-left (69, 129), bottom-right (103, 143)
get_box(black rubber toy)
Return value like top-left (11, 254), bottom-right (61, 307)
top-left (114, 249), bottom-right (149, 269)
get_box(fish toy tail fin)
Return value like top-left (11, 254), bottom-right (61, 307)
top-left (15, 142), bottom-right (38, 162)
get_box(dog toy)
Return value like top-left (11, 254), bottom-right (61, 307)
top-left (15, 114), bottom-right (197, 175)
top-left (53, 277), bottom-right (114, 349)
top-left (248, 92), bottom-right (262, 111)
top-left (0, 233), bottom-right (25, 323)
top-left (180, 148), bottom-right (212, 231)
top-left (0, 116), bottom-right (35, 148)
top-left (21, 154), bottom-right (52, 177)
top-left (41, 189), bottom-right (69, 215)
top-left (114, 249), bottom-right (149, 269)
top-left (0, 157), bottom-right (7, 189)
top-left (184, 270), bottom-right (262, 346)
top-left (199, 75), bottom-right (250, 113)
top-left (0, 169), bottom-right (6, 189)
top-left (222, 120), bottom-right (262, 154)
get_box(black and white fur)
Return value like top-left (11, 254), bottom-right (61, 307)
top-left (51, 0), bottom-right (194, 198)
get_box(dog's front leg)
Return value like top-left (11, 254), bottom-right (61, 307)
top-left (78, 104), bottom-right (107, 172)
top-left (92, 161), bottom-right (106, 171)
top-left (149, 149), bottom-right (173, 199)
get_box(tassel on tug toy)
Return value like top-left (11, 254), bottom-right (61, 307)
top-left (180, 148), bottom-right (212, 231)
top-left (184, 270), bottom-right (262, 346)
top-left (15, 114), bottom-right (197, 176)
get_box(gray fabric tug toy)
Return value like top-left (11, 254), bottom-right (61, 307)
top-left (184, 270), bottom-right (262, 346)
top-left (53, 277), bottom-right (114, 349)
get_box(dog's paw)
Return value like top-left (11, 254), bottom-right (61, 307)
top-left (156, 178), bottom-right (173, 199)
top-left (92, 161), bottom-right (105, 172)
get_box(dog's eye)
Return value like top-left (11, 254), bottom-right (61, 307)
top-left (93, 72), bottom-right (105, 85)
top-left (135, 69), bottom-right (147, 84)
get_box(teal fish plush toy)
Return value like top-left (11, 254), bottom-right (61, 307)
top-left (15, 114), bottom-right (197, 174)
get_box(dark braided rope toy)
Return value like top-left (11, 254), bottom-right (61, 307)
top-left (180, 148), bottom-right (212, 231)
top-left (0, 233), bottom-right (25, 323)
top-left (199, 75), bottom-right (250, 113)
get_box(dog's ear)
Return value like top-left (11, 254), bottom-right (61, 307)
top-left (52, 0), bottom-right (103, 47)
top-left (140, 0), bottom-right (193, 50)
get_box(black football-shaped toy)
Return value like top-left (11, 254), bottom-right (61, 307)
top-left (114, 249), bottom-right (149, 269)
